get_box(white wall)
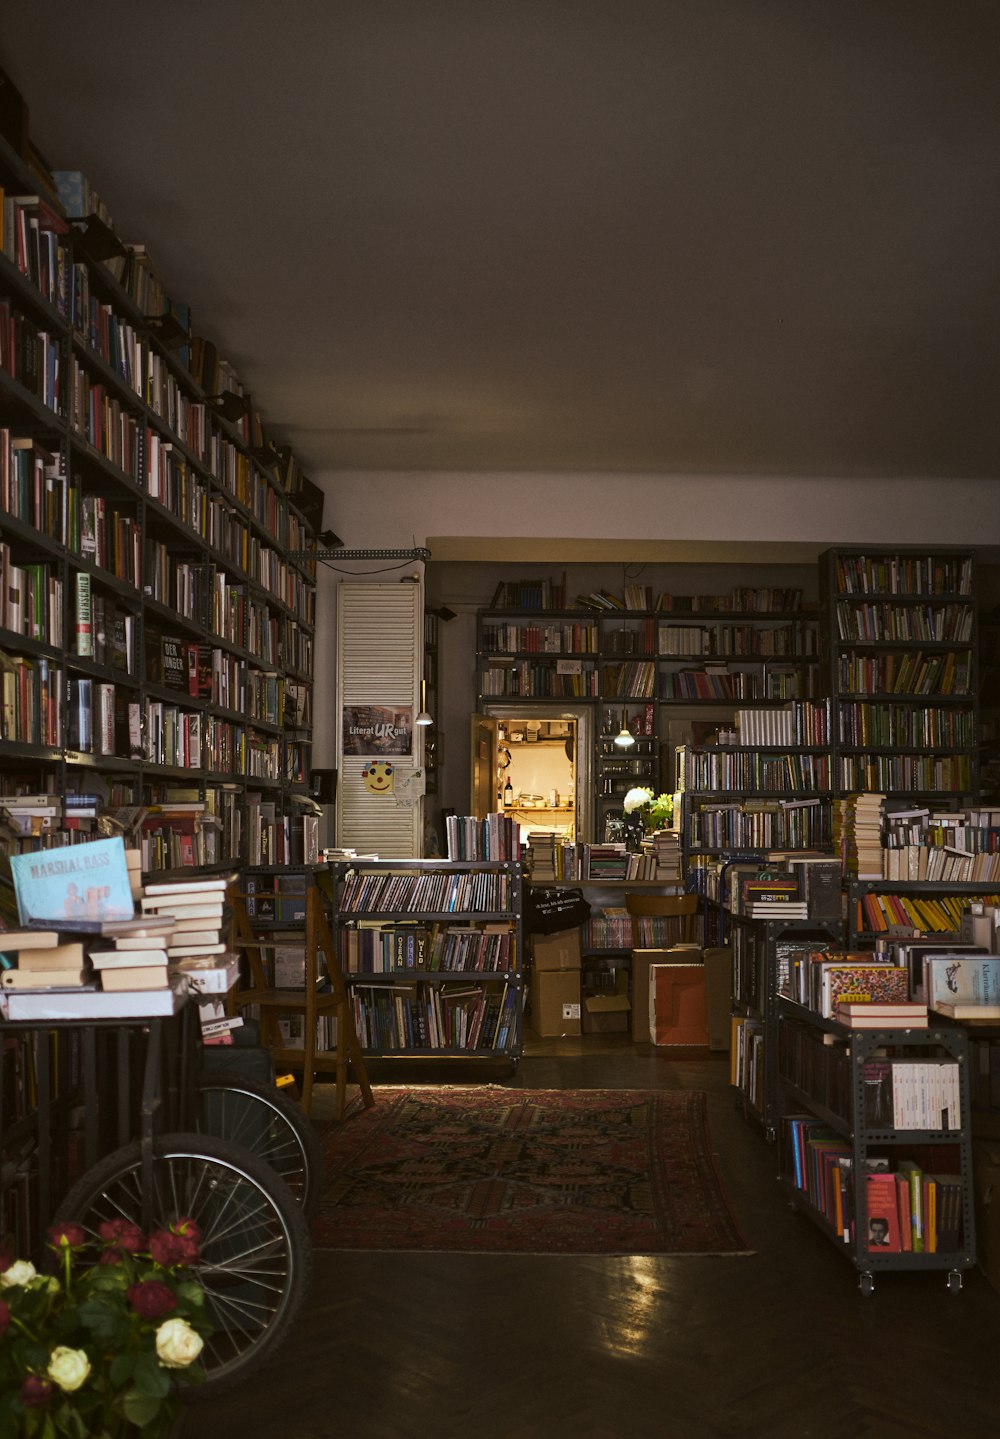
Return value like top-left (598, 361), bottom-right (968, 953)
top-left (315, 471), bottom-right (1000, 553)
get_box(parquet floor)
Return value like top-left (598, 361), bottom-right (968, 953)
top-left (180, 1038), bottom-right (1000, 1439)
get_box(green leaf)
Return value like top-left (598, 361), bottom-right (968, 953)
top-left (131, 1349), bottom-right (171, 1398)
top-left (122, 1387), bottom-right (162, 1427)
top-left (109, 1350), bottom-right (138, 1386)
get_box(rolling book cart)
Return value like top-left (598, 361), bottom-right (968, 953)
top-left (0, 993), bottom-right (313, 1392)
top-left (777, 1001), bottom-right (976, 1294)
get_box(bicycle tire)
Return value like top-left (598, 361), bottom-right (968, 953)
top-left (56, 1131), bottom-right (313, 1398)
top-left (194, 1074), bottom-right (326, 1217)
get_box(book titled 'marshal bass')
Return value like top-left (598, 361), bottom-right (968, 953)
top-left (10, 836), bottom-right (135, 925)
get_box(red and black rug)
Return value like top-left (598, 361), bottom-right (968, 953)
top-left (312, 1087), bottom-right (750, 1255)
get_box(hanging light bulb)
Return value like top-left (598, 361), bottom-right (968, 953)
top-left (415, 678), bottom-right (432, 726)
top-left (613, 707), bottom-right (635, 748)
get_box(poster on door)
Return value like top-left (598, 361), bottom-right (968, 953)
top-left (343, 704), bottom-right (413, 757)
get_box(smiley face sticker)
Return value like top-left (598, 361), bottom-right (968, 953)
top-left (362, 760), bottom-right (395, 795)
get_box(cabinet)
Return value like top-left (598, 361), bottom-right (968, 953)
top-left (0, 133), bottom-right (317, 879)
top-left (777, 1005), bottom-right (975, 1291)
top-left (821, 547), bottom-right (978, 802)
top-left (331, 858), bottom-right (525, 1063)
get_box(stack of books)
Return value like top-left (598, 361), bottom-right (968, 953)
top-left (137, 875), bottom-right (237, 1043)
top-left (0, 932), bottom-right (89, 989)
top-left (89, 916), bottom-right (176, 991)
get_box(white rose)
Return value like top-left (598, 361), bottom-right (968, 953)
top-left (47, 1346), bottom-right (92, 1392)
top-left (155, 1317), bottom-right (204, 1369)
top-left (0, 1259), bottom-right (36, 1288)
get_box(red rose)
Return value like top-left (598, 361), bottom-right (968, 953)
top-left (98, 1219), bottom-right (144, 1254)
top-left (47, 1221), bottom-right (85, 1251)
top-left (171, 1217), bottom-right (203, 1245)
top-left (149, 1229), bottom-right (198, 1267)
top-left (0, 1297), bottom-right (9, 1338)
top-left (126, 1280), bottom-right (178, 1320)
top-left (20, 1375), bottom-right (54, 1408)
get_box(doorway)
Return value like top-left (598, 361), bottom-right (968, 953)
top-left (470, 705), bottom-right (594, 842)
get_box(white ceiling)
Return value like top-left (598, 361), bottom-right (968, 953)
top-left (4, 0), bottom-right (999, 480)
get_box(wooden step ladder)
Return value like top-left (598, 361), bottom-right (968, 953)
top-left (228, 878), bottom-right (373, 1119)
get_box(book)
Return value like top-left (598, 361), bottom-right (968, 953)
top-left (0, 928), bottom-right (62, 952)
top-left (1, 967), bottom-right (89, 988)
top-left (10, 837), bottom-right (134, 924)
top-left (142, 876), bottom-right (229, 897)
top-left (9, 942), bottom-right (87, 971)
top-left (74, 570), bottom-right (92, 656)
top-left (865, 1172), bottom-right (903, 1252)
top-left (139, 899), bottom-right (224, 920)
top-left (931, 1001), bottom-right (1000, 1020)
top-left (924, 955), bottom-right (1000, 1010)
top-left (166, 940), bottom-right (226, 958)
top-left (99, 965), bottom-right (170, 991)
top-left (89, 948), bottom-right (169, 969)
top-left (0, 977), bottom-right (186, 1020)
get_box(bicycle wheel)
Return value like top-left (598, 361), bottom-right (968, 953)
top-left (194, 1074), bottom-right (326, 1217)
top-left (57, 1132), bottom-right (313, 1397)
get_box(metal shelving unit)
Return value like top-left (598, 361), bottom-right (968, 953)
top-left (777, 1002), bottom-right (976, 1293)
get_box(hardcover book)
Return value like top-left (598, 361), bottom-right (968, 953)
top-left (10, 837), bottom-right (135, 925)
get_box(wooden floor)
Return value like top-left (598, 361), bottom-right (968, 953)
top-left (181, 1037), bottom-right (1000, 1439)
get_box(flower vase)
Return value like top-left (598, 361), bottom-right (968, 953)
top-left (623, 810), bottom-right (644, 853)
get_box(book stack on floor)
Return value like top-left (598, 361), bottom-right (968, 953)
top-left (137, 875), bottom-right (239, 1044)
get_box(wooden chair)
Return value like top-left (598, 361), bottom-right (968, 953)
top-left (625, 892), bottom-right (700, 949)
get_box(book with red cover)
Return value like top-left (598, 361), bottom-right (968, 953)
top-left (865, 1172), bottom-right (903, 1252)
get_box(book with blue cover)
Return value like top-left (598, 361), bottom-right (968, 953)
top-left (10, 837), bottom-right (135, 925)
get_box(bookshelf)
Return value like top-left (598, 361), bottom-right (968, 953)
top-left (0, 132), bottom-right (318, 879)
top-left (330, 858), bottom-right (525, 1062)
top-left (476, 586), bottom-right (820, 848)
top-left (821, 547), bottom-right (978, 804)
top-left (847, 880), bottom-right (1000, 947)
top-left (729, 910), bottom-right (844, 1138)
top-left (777, 1005), bottom-right (976, 1292)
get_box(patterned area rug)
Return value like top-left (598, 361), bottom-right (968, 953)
top-left (312, 1087), bottom-right (750, 1254)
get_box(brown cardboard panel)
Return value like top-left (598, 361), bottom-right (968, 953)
top-left (532, 927), bottom-right (583, 972)
top-left (529, 967), bottom-right (581, 1036)
top-left (703, 946), bottom-right (732, 1051)
top-left (650, 963), bottom-right (708, 1046)
top-left (582, 970), bottom-right (630, 1033)
top-left (631, 947), bottom-right (703, 1043)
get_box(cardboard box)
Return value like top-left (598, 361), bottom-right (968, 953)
top-left (631, 947), bottom-right (702, 1044)
top-left (529, 967), bottom-right (581, 1036)
top-left (973, 1140), bottom-right (1000, 1293)
top-left (703, 946), bottom-right (732, 1051)
top-left (531, 927), bottom-right (582, 972)
top-left (650, 962), bottom-right (708, 1046)
top-left (582, 971), bottom-right (630, 1033)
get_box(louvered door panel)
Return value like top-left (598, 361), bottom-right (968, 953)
top-left (335, 583), bottom-right (422, 856)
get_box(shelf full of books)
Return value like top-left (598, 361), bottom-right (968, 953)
top-left (778, 1011), bottom-right (975, 1290)
top-left (820, 547), bottom-right (978, 803)
top-left (329, 858), bottom-right (524, 1061)
top-left (0, 135), bottom-right (320, 880)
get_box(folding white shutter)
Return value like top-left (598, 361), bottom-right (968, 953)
top-left (335, 582), bottom-right (423, 856)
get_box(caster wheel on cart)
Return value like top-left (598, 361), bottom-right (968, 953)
top-left (947, 1270), bottom-right (963, 1294)
top-left (859, 1272), bottom-right (875, 1296)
